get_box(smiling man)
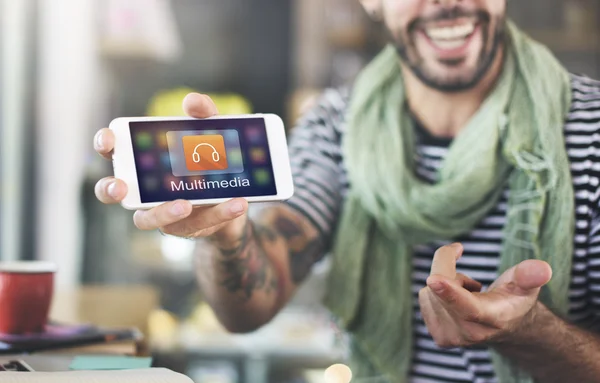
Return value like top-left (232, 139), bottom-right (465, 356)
top-left (94, 1), bottom-right (600, 382)
top-left (390, 0), bottom-right (504, 91)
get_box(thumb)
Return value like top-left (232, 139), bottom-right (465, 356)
top-left (183, 93), bottom-right (219, 118)
top-left (512, 260), bottom-right (553, 294)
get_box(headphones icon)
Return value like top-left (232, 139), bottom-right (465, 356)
top-left (192, 143), bottom-right (220, 163)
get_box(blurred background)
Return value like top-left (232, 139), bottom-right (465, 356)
top-left (1, 0), bottom-right (599, 382)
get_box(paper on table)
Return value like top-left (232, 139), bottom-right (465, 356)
top-left (69, 356), bottom-right (153, 370)
top-left (0, 368), bottom-right (193, 383)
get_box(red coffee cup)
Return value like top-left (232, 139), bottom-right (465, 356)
top-left (0, 261), bottom-right (57, 334)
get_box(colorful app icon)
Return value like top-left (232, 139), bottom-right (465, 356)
top-left (250, 148), bottom-right (267, 164)
top-left (136, 132), bottom-right (153, 150)
top-left (156, 132), bottom-right (169, 149)
top-left (228, 149), bottom-right (243, 166)
top-left (245, 126), bottom-right (264, 144)
top-left (139, 153), bottom-right (156, 169)
top-left (143, 176), bottom-right (160, 191)
top-left (182, 135), bottom-right (229, 172)
top-left (160, 153), bottom-right (171, 169)
top-left (253, 169), bottom-right (271, 186)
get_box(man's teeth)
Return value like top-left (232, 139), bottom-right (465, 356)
top-left (425, 23), bottom-right (475, 41)
top-left (432, 39), bottom-right (467, 49)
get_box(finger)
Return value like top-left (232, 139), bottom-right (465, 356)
top-left (95, 177), bottom-right (128, 204)
top-left (182, 93), bottom-right (219, 118)
top-left (430, 243), bottom-right (463, 279)
top-left (418, 287), bottom-right (442, 335)
top-left (513, 260), bottom-right (552, 293)
top-left (94, 128), bottom-right (115, 160)
top-left (133, 200), bottom-right (194, 231)
top-left (456, 273), bottom-right (482, 292)
top-left (427, 275), bottom-right (482, 321)
top-left (162, 198), bottom-right (248, 236)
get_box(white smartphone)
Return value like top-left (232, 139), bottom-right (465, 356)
top-left (109, 114), bottom-right (294, 210)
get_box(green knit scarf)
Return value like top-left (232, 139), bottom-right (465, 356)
top-left (324, 22), bottom-right (574, 383)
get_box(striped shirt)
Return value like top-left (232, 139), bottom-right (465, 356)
top-left (284, 74), bottom-right (600, 383)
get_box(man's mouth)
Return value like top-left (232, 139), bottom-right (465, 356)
top-left (424, 21), bottom-right (477, 50)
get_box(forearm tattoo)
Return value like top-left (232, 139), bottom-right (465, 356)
top-left (216, 220), bottom-right (278, 300)
top-left (274, 216), bottom-right (323, 283)
top-left (211, 206), bottom-right (325, 300)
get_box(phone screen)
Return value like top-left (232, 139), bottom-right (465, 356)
top-left (130, 118), bottom-right (278, 203)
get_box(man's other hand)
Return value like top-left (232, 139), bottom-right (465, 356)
top-left (419, 243), bottom-right (553, 348)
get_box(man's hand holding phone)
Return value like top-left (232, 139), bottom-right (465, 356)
top-left (94, 93), bottom-right (248, 244)
top-left (95, 93), bottom-right (321, 335)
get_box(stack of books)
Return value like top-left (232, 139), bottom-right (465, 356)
top-left (0, 323), bottom-right (143, 356)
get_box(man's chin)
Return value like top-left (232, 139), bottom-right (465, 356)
top-left (411, 67), bottom-right (484, 93)
top-left (437, 58), bottom-right (468, 67)
top-left (396, 44), bottom-right (497, 92)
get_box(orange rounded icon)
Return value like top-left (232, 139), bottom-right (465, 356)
top-left (182, 134), bottom-right (229, 172)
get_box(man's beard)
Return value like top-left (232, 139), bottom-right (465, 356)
top-left (392, 8), bottom-right (506, 93)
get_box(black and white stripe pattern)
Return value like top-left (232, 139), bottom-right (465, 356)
top-left (285, 74), bottom-right (600, 383)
